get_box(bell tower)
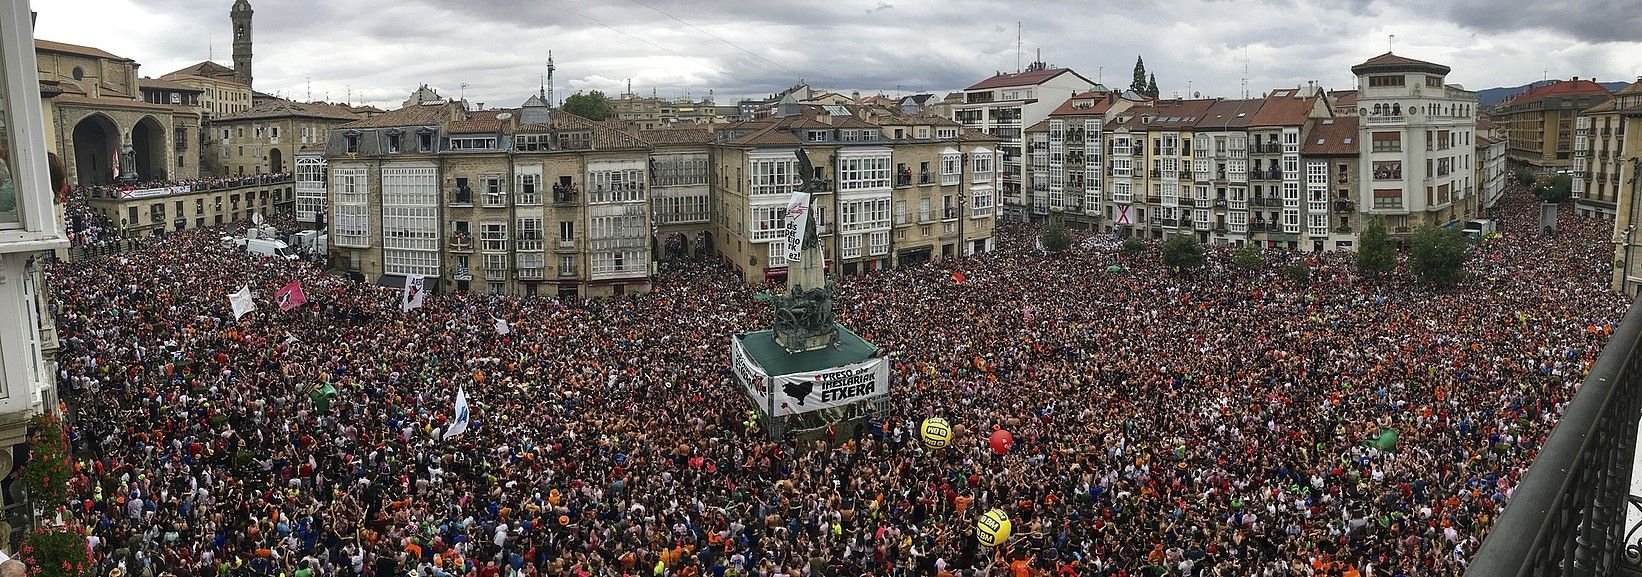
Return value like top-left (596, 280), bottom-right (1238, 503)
top-left (231, 0), bottom-right (253, 87)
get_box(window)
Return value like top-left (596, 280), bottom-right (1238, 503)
top-left (517, 218), bottom-right (543, 251)
top-left (894, 200), bottom-right (908, 224)
top-left (971, 188), bottom-right (993, 218)
top-left (331, 166), bottom-right (369, 247)
top-left (481, 222), bottom-right (509, 252)
top-left (591, 250), bottom-right (646, 276)
top-left (516, 172), bottom-right (541, 205)
top-left (841, 234), bottom-right (863, 258)
top-left (971, 153), bottom-right (994, 177)
top-left (587, 168), bottom-right (646, 203)
top-left (559, 221), bottom-right (575, 242)
top-left (387, 134), bottom-right (401, 153)
top-left (749, 157), bottom-right (798, 196)
top-left (1368, 75), bottom-right (1405, 87)
top-left (1372, 189), bottom-right (1402, 209)
top-left (806, 130), bottom-right (830, 142)
top-left (381, 166), bottom-right (441, 276)
top-left (448, 137), bottom-right (497, 150)
top-left (918, 198), bottom-right (931, 222)
top-left (750, 205), bottom-right (786, 242)
top-left (482, 177), bottom-right (506, 206)
top-left (559, 256), bottom-right (576, 276)
top-left (837, 155), bottom-right (892, 190)
top-left (1371, 132), bottom-right (1401, 153)
top-left (655, 194), bottom-right (710, 224)
top-left (937, 128), bottom-right (958, 139)
top-left (869, 231), bottom-right (889, 256)
top-left (295, 157), bottom-right (327, 223)
top-left (345, 135), bottom-right (358, 153)
top-left (483, 253), bottom-right (509, 278)
top-left (839, 198), bottom-right (892, 233)
top-left (650, 154), bottom-right (709, 186)
top-left (419, 132), bottom-right (433, 151)
top-left (940, 154), bottom-right (962, 185)
top-left (515, 134), bottom-right (551, 151)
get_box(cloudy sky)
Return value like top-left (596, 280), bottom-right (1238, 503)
top-left (33, 0), bottom-right (1642, 109)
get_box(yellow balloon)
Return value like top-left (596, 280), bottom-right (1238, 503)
top-left (920, 417), bottom-right (953, 449)
top-left (977, 509), bottom-right (1012, 547)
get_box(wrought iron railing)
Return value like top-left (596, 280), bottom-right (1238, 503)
top-left (1466, 302), bottom-right (1642, 576)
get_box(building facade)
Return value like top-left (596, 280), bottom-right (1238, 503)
top-left (1351, 53), bottom-right (1480, 237)
top-left (213, 99), bottom-right (361, 176)
top-left (0, 0), bottom-right (72, 533)
top-left (950, 61), bottom-right (1099, 220)
top-left (1575, 80), bottom-right (1641, 220)
top-left (83, 176), bottom-right (295, 237)
top-left (35, 39), bottom-right (200, 185)
top-left (1495, 78), bottom-right (1610, 173)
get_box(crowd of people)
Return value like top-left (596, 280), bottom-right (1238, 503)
top-left (44, 185), bottom-right (1627, 577)
top-left (78, 172), bottom-right (294, 200)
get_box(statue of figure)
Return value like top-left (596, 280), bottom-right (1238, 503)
top-left (771, 150), bottom-right (838, 352)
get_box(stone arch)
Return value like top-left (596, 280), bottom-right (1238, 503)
top-left (269, 147), bottom-right (284, 173)
top-left (131, 115), bottom-right (168, 182)
top-left (70, 113), bottom-right (120, 186)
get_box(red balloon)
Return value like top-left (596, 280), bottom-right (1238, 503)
top-left (989, 429), bottom-right (1014, 455)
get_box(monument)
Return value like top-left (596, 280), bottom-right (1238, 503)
top-left (730, 151), bottom-right (889, 438)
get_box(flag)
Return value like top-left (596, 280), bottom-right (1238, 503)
top-left (951, 271), bottom-right (966, 284)
top-left (401, 274), bottom-right (426, 312)
top-left (311, 382), bottom-right (337, 412)
top-left (228, 285), bottom-right (255, 320)
top-left (493, 317), bottom-right (511, 335)
top-left (444, 387), bottom-right (470, 440)
top-left (276, 280), bottom-right (307, 311)
top-left (111, 148), bottom-right (120, 179)
top-left (783, 192), bottom-right (812, 263)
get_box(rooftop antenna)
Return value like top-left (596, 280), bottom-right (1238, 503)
top-left (546, 51), bottom-right (556, 107)
top-left (1388, 34), bottom-right (1395, 52)
top-left (305, 76), bottom-right (311, 102)
top-left (208, 33), bottom-right (213, 61)
top-left (1241, 47), bottom-right (1249, 99)
top-left (459, 83), bottom-right (468, 102)
top-left (346, 84), bottom-right (351, 106)
top-left (1016, 21), bottom-right (1022, 73)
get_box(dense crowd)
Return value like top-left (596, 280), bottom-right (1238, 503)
top-left (79, 172), bottom-right (293, 199)
top-left (46, 186), bottom-right (1627, 577)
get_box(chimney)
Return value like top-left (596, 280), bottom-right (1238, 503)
top-left (1573, 76), bottom-right (1579, 82)
top-left (852, 90), bottom-right (861, 102)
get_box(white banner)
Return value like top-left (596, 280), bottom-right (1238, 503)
top-left (784, 192), bottom-right (811, 263)
top-left (401, 274), bottom-right (427, 312)
top-left (770, 357), bottom-right (888, 416)
top-left (123, 185), bottom-right (190, 199)
top-left (730, 338), bottom-right (772, 410)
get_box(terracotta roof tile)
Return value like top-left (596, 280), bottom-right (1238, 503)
top-left (217, 99), bottom-right (363, 122)
top-left (340, 103), bottom-right (456, 129)
top-left (137, 77), bottom-right (205, 92)
top-left (1049, 91), bottom-right (1119, 117)
top-left (1510, 78), bottom-right (1611, 104)
top-left (1301, 116), bottom-right (1358, 156)
top-left (1350, 52), bottom-right (1450, 75)
top-left (34, 39), bottom-right (131, 62)
top-left (1195, 99), bottom-right (1265, 129)
top-left (1248, 90), bottom-right (1318, 127)
top-left (966, 68), bottom-right (1095, 91)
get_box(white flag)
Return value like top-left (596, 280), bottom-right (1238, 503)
top-left (229, 285), bottom-right (256, 321)
top-left (783, 191), bottom-right (812, 263)
top-left (493, 317), bottom-right (511, 335)
top-left (401, 274), bottom-right (426, 312)
top-left (444, 386), bottom-right (470, 440)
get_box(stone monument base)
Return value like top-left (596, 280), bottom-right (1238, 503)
top-left (776, 328), bottom-right (839, 353)
top-left (731, 325), bottom-right (887, 439)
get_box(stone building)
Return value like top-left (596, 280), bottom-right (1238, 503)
top-left (1495, 77), bottom-right (1610, 173)
top-left (35, 39), bottom-right (199, 185)
top-left (213, 99), bottom-right (361, 176)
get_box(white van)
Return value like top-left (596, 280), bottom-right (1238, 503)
top-left (1462, 219), bottom-right (1497, 240)
top-left (226, 235), bottom-right (298, 260)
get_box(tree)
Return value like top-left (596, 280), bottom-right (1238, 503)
top-left (1233, 243), bottom-right (1262, 271)
top-left (1537, 173), bottom-right (1572, 202)
top-left (1354, 215), bottom-right (1396, 276)
top-left (1120, 236), bottom-right (1145, 256)
top-left (1282, 262), bottom-right (1311, 285)
top-left (1041, 218), bottom-right (1071, 253)
top-left (1161, 234), bottom-right (1205, 275)
top-left (561, 90), bottom-right (615, 121)
top-left (1145, 73), bottom-right (1159, 98)
top-left (1408, 224), bottom-right (1469, 286)
top-left (1514, 167), bottom-right (1536, 186)
top-left (1131, 55), bottom-right (1148, 94)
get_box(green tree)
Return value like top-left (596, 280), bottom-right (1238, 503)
top-left (1161, 234), bottom-right (1205, 275)
top-left (1282, 262), bottom-right (1311, 285)
top-left (1146, 73), bottom-right (1159, 98)
top-left (1537, 173), bottom-right (1572, 202)
top-left (1041, 218), bottom-right (1071, 253)
top-left (1354, 215), bottom-right (1396, 276)
top-left (1408, 224), bottom-right (1469, 286)
top-left (562, 90), bottom-right (615, 121)
top-left (1120, 236), bottom-right (1145, 256)
top-left (1131, 55), bottom-right (1148, 94)
top-left (1514, 167), bottom-right (1536, 186)
top-left (1232, 243), bottom-right (1262, 271)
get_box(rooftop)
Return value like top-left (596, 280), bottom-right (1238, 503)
top-left (162, 60), bottom-right (243, 84)
top-left (1196, 98), bottom-right (1266, 130)
top-left (216, 99), bottom-right (364, 123)
top-left (966, 67), bottom-right (1095, 91)
top-left (1350, 52), bottom-right (1451, 76)
top-left (137, 77), bottom-right (206, 93)
top-left (1509, 78), bottom-right (1612, 105)
top-left (1301, 116), bottom-right (1359, 156)
top-left (34, 39), bottom-right (132, 63)
top-left (1248, 88), bottom-right (1322, 127)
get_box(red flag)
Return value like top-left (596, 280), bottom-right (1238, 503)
top-left (275, 280), bottom-right (307, 311)
top-left (951, 271), bottom-right (966, 284)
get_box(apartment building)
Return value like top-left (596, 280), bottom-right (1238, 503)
top-left (1024, 91), bottom-right (1144, 230)
top-left (1351, 52), bottom-right (1480, 236)
top-left (1495, 77), bottom-right (1610, 173)
top-left (1104, 98), bottom-right (1217, 239)
top-left (951, 62), bottom-right (1099, 220)
top-left (1301, 115), bottom-right (1363, 248)
top-left (1477, 132), bottom-right (1508, 211)
top-left (710, 106), bottom-right (998, 282)
top-left (640, 127), bottom-right (715, 259)
top-left (294, 145), bottom-right (327, 230)
top-left (1574, 79), bottom-right (1641, 220)
top-left (214, 99), bottom-right (361, 176)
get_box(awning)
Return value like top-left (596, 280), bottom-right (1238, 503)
top-left (376, 275), bottom-right (441, 292)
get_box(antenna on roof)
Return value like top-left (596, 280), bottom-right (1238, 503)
top-left (1016, 21), bottom-right (1022, 73)
top-left (306, 76), bottom-right (311, 102)
top-left (209, 33), bottom-right (213, 61)
top-left (546, 50), bottom-right (557, 107)
top-left (1388, 33), bottom-right (1395, 52)
top-left (459, 83), bottom-right (468, 102)
top-left (1241, 48), bottom-right (1249, 99)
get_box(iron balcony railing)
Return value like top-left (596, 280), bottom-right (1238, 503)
top-left (1466, 302), bottom-right (1642, 577)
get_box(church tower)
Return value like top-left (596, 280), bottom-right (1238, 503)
top-left (230, 0), bottom-right (253, 87)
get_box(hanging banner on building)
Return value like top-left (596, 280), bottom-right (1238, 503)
top-left (770, 357), bottom-right (889, 417)
top-left (784, 191), bottom-right (811, 263)
top-left (1114, 205), bottom-right (1133, 225)
top-left (730, 338), bottom-right (772, 410)
top-left (123, 185), bottom-right (191, 200)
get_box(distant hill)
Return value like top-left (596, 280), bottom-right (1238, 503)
top-left (1478, 80), bottom-right (1629, 108)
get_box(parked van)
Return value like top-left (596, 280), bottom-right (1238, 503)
top-left (1462, 219), bottom-right (1497, 240)
top-left (223, 234), bottom-right (298, 260)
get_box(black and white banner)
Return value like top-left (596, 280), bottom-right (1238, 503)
top-left (770, 357), bottom-right (888, 416)
top-left (784, 191), bottom-right (812, 263)
top-left (730, 339), bottom-right (772, 409)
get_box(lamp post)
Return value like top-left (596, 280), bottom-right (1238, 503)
top-left (959, 151), bottom-right (968, 257)
top-left (1626, 156), bottom-right (1642, 295)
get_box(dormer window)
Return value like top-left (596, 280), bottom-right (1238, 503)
top-left (345, 135), bottom-right (359, 153)
top-left (807, 130), bottom-right (829, 142)
top-left (419, 132), bottom-right (433, 151)
top-left (387, 134), bottom-right (401, 153)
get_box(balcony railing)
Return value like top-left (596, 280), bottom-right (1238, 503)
top-left (1334, 200), bottom-right (1356, 212)
top-left (896, 174), bottom-right (914, 187)
top-left (1466, 303), bottom-right (1642, 577)
top-left (449, 233), bottom-right (474, 253)
top-left (452, 187), bottom-right (473, 205)
top-left (552, 184), bottom-right (579, 204)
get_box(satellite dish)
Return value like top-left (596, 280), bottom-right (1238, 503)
top-left (496, 112), bottom-right (513, 120)
top-left (252, 212), bottom-right (264, 225)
